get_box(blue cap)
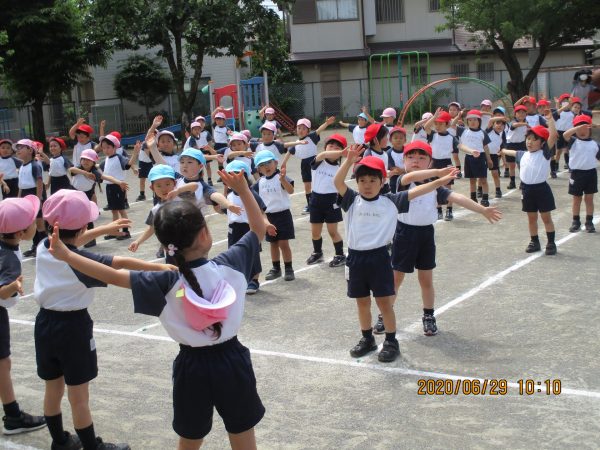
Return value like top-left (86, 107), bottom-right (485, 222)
top-left (148, 164), bottom-right (176, 182)
top-left (180, 148), bottom-right (206, 165)
top-left (357, 112), bottom-right (369, 120)
top-left (225, 160), bottom-right (251, 175)
top-left (254, 150), bottom-right (276, 167)
top-left (493, 106), bottom-right (506, 115)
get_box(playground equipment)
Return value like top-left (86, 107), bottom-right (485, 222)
top-left (368, 51), bottom-right (430, 114)
top-left (398, 77), bottom-right (513, 126)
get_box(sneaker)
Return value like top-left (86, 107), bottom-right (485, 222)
top-left (103, 205), bottom-right (110, 211)
top-left (116, 231), bottom-right (131, 241)
top-left (437, 210), bottom-right (443, 221)
top-left (2, 411), bottom-right (46, 435)
top-left (373, 314), bottom-right (385, 334)
top-left (525, 240), bottom-right (541, 253)
top-left (422, 314), bottom-right (438, 336)
top-left (495, 189), bottom-right (502, 199)
top-left (550, 171), bottom-right (557, 179)
top-left (135, 193), bottom-right (146, 201)
top-left (156, 248), bottom-right (165, 258)
top-left (518, 182), bottom-right (523, 190)
top-left (503, 168), bottom-right (509, 178)
top-left (507, 181), bottom-right (516, 189)
top-left (246, 280), bottom-right (260, 295)
top-left (265, 268), bottom-right (281, 280)
top-left (95, 437), bottom-right (130, 450)
top-left (83, 240), bottom-right (97, 248)
top-left (480, 199), bottom-right (490, 207)
top-left (302, 205), bottom-right (309, 215)
top-left (124, 200), bottom-right (130, 210)
top-left (329, 255), bottom-right (346, 268)
top-left (284, 267), bottom-right (295, 281)
top-left (585, 221), bottom-right (596, 233)
top-left (207, 178), bottom-right (214, 186)
top-left (477, 187), bottom-right (483, 198)
top-left (22, 249), bottom-right (36, 258)
top-left (456, 171), bottom-right (463, 179)
top-left (51, 431), bottom-right (82, 450)
top-left (545, 242), bottom-right (557, 256)
top-left (349, 335), bottom-right (377, 358)
top-left (103, 234), bottom-right (117, 240)
top-left (444, 209), bottom-right (453, 221)
top-left (564, 163), bottom-right (569, 170)
top-left (569, 220), bottom-right (581, 233)
top-left (306, 252), bottom-right (323, 265)
top-left (378, 339), bottom-right (400, 362)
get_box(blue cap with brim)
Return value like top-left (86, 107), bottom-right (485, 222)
top-left (493, 106), bottom-right (506, 115)
top-left (180, 148), bottom-right (206, 165)
top-left (254, 150), bottom-right (276, 167)
top-left (148, 164), bottom-right (176, 182)
top-left (225, 160), bottom-right (251, 175)
top-left (357, 112), bottom-right (369, 120)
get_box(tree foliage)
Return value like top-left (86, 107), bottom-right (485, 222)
top-left (114, 55), bottom-right (171, 119)
top-left (439, 0), bottom-right (600, 100)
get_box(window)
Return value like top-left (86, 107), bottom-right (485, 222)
top-left (477, 62), bottom-right (495, 81)
top-left (451, 63), bottom-right (470, 79)
top-left (293, 0), bottom-right (317, 24)
top-left (376, 0), bottom-right (405, 23)
top-left (320, 64), bottom-right (341, 115)
top-left (410, 65), bottom-right (428, 86)
top-left (316, 0), bottom-right (358, 21)
top-left (429, 0), bottom-right (441, 12)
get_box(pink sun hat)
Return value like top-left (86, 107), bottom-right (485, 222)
top-left (179, 279), bottom-right (237, 331)
top-left (265, 107), bottom-right (275, 115)
top-left (381, 107), bottom-right (397, 118)
top-left (43, 190), bottom-right (99, 231)
top-left (80, 149), bottom-right (99, 162)
top-left (214, 112), bottom-right (227, 119)
top-left (260, 122), bottom-right (277, 133)
top-left (229, 133), bottom-right (248, 144)
top-left (0, 196), bottom-right (40, 234)
top-left (296, 118), bottom-right (311, 129)
top-left (101, 134), bottom-right (121, 149)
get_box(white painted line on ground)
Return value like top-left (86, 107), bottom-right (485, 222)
top-left (133, 321), bottom-right (162, 333)
top-left (0, 441), bottom-right (43, 450)
top-left (402, 216), bottom-right (600, 335)
top-left (9, 318), bottom-right (600, 399)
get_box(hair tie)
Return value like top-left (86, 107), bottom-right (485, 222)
top-left (167, 244), bottom-right (178, 257)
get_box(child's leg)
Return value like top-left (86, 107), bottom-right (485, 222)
top-left (356, 297), bottom-right (372, 331)
top-left (393, 271), bottom-right (406, 302)
top-left (310, 223), bottom-right (324, 245)
top-left (111, 210), bottom-right (119, 221)
top-left (540, 212), bottom-right (555, 233)
top-left (584, 194), bottom-right (594, 217)
top-left (0, 356), bottom-right (16, 406)
top-left (228, 428), bottom-right (257, 450)
top-left (374, 296), bottom-right (396, 333)
top-left (446, 184), bottom-right (453, 208)
top-left (326, 223), bottom-right (343, 250)
top-left (139, 177), bottom-right (146, 196)
top-left (178, 437), bottom-right (203, 450)
top-left (527, 212), bottom-right (539, 237)
top-left (304, 181), bottom-right (311, 207)
top-left (44, 377), bottom-right (68, 444)
top-left (572, 195), bottom-right (583, 218)
top-left (418, 269), bottom-right (435, 310)
top-left (492, 168), bottom-right (501, 190)
top-left (67, 383), bottom-right (92, 430)
top-left (269, 242), bottom-right (280, 264)
top-left (279, 240), bottom-right (292, 263)
top-left (479, 177), bottom-right (488, 193)
top-left (540, 211), bottom-right (556, 253)
top-left (206, 161), bottom-right (212, 180)
top-left (469, 178), bottom-right (477, 200)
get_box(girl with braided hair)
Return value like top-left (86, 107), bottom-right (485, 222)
top-left (47, 169), bottom-right (267, 450)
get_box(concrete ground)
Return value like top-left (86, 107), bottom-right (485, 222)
top-left (3, 128), bottom-right (600, 450)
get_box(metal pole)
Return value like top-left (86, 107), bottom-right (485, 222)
top-left (263, 70), bottom-right (270, 106)
top-left (235, 61), bottom-right (243, 129)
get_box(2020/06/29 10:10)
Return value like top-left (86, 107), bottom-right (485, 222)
top-left (416, 378), bottom-right (562, 395)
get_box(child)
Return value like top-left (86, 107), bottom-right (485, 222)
top-left (457, 109), bottom-right (494, 207)
top-left (135, 141), bottom-right (154, 200)
top-left (480, 99), bottom-right (493, 129)
top-left (250, 123), bottom-right (305, 163)
top-left (423, 109), bottom-right (459, 220)
top-left (15, 139), bottom-right (46, 258)
top-left (99, 134), bottom-right (132, 240)
top-left (68, 119), bottom-right (95, 164)
top-left (334, 148), bottom-right (458, 362)
top-left (47, 171), bottom-right (267, 450)
top-left (304, 134), bottom-right (347, 268)
top-left (500, 117), bottom-right (559, 255)
top-left (571, 72), bottom-right (598, 110)
top-left (0, 196), bottom-right (47, 436)
top-left (192, 116), bottom-right (214, 184)
top-left (505, 105), bottom-right (529, 189)
top-left (224, 133), bottom-right (258, 181)
top-left (37, 138), bottom-right (73, 194)
top-left (447, 101), bottom-right (464, 177)
top-left (363, 123), bottom-right (392, 194)
top-left (515, 96), bottom-right (547, 128)
top-left (552, 93), bottom-right (574, 177)
top-left (0, 139), bottom-right (22, 198)
top-left (387, 126), bottom-right (407, 194)
top-left (391, 141), bottom-right (502, 336)
top-left (338, 107), bottom-right (374, 145)
top-left (253, 150), bottom-right (295, 281)
top-left (281, 116), bottom-right (335, 214)
top-left (562, 114), bottom-right (599, 233)
top-left (485, 115), bottom-right (507, 198)
top-left (380, 107), bottom-right (397, 132)
top-left (259, 106), bottom-right (282, 138)
top-left (211, 108), bottom-right (232, 156)
top-left (411, 112), bottom-right (433, 143)
top-left (36, 189), bottom-right (168, 450)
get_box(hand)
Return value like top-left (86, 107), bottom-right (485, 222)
top-left (119, 181), bottom-right (129, 192)
top-left (85, 172), bottom-right (96, 180)
top-left (166, 189), bottom-right (180, 201)
top-left (132, 168), bottom-right (139, 176)
top-left (338, 121), bottom-right (344, 126)
top-left (216, 154), bottom-right (225, 165)
top-left (298, 140), bottom-right (308, 145)
top-left (218, 169), bottom-right (248, 193)
top-left (437, 166), bottom-right (457, 178)
top-left (76, 118), bottom-right (86, 126)
top-left (266, 223), bottom-right (277, 236)
top-left (342, 144), bottom-right (365, 162)
top-left (133, 141), bottom-right (142, 153)
top-left (433, 107), bottom-right (442, 118)
top-left (48, 223), bottom-right (70, 261)
top-left (1, 183), bottom-right (9, 194)
top-left (152, 115), bottom-right (163, 128)
top-left (482, 206), bottom-right (502, 224)
top-left (102, 218), bottom-right (132, 237)
top-left (160, 264), bottom-right (178, 271)
top-left (361, 106), bottom-right (368, 114)
top-left (439, 167), bottom-right (460, 183)
top-left (227, 130), bottom-right (234, 136)
top-left (279, 166), bottom-right (287, 179)
top-left (243, 151), bottom-right (254, 158)
top-left (326, 116), bottom-right (336, 125)
top-left (471, 150), bottom-right (481, 158)
top-left (389, 167), bottom-right (402, 176)
top-left (128, 241), bottom-right (139, 252)
top-left (202, 144), bottom-right (216, 154)
top-left (227, 204), bottom-right (243, 216)
top-left (487, 158), bottom-right (493, 169)
top-left (12, 276), bottom-right (24, 296)
top-left (100, 119), bottom-right (106, 129)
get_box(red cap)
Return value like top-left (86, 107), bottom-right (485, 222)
top-left (354, 155), bottom-right (387, 178)
top-left (76, 124), bottom-right (93, 135)
top-left (33, 141), bottom-right (44, 150)
top-left (528, 125), bottom-right (549, 141)
top-left (324, 134), bottom-right (347, 148)
top-left (537, 99), bottom-right (550, 107)
top-left (525, 96), bottom-right (536, 104)
top-left (389, 126), bottom-right (407, 137)
top-left (465, 109), bottom-right (482, 119)
top-left (558, 93), bottom-right (571, 102)
top-left (50, 137), bottom-right (67, 150)
top-left (434, 111), bottom-right (452, 123)
top-left (570, 96), bottom-right (582, 105)
top-left (363, 123), bottom-right (385, 143)
top-left (573, 114), bottom-right (592, 126)
top-left (109, 131), bottom-right (122, 141)
top-left (403, 141), bottom-right (433, 158)
top-left (514, 105), bottom-right (527, 113)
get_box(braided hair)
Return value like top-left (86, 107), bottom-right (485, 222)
top-left (154, 201), bottom-right (222, 338)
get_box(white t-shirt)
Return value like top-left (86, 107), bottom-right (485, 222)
top-left (516, 148), bottom-right (552, 184)
top-left (567, 138), bottom-right (600, 171)
top-left (252, 171), bottom-right (293, 213)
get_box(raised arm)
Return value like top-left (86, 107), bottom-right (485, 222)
top-left (99, 120), bottom-right (106, 138)
top-left (424, 108), bottom-right (441, 135)
top-left (545, 111), bottom-right (558, 149)
top-left (69, 118), bottom-right (86, 140)
top-left (334, 144), bottom-right (363, 196)
top-left (361, 106), bottom-right (375, 123)
top-left (316, 116), bottom-right (336, 135)
top-left (316, 149), bottom-right (344, 162)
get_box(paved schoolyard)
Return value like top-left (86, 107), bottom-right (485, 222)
top-left (3, 128), bottom-right (600, 450)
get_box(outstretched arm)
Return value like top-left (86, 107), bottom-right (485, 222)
top-left (448, 192), bottom-right (502, 223)
top-left (406, 169), bottom-right (459, 201)
top-left (316, 116), bottom-right (336, 135)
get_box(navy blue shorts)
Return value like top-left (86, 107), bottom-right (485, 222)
top-left (346, 246), bottom-right (395, 298)
top-left (265, 209), bottom-right (295, 242)
top-left (35, 308), bottom-right (97, 385)
top-left (3, 178), bottom-right (19, 199)
top-left (464, 154), bottom-right (488, 179)
top-left (309, 192), bottom-right (342, 224)
top-left (138, 161), bottom-right (153, 179)
top-left (432, 158), bottom-right (454, 185)
top-left (228, 223), bottom-right (262, 277)
top-left (521, 182), bottom-right (556, 213)
top-left (556, 131), bottom-right (568, 150)
top-left (172, 337), bottom-right (265, 439)
top-left (106, 184), bottom-right (126, 210)
top-left (20, 188), bottom-right (45, 219)
top-left (0, 306), bottom-right (10, 359)
top-left (214, 143), bottom-right (228, 155)
top-left (569, 169), bottom-right (598, 196)
top-left (49, 175), bottom-right (72, 195)
top-left (300, 156), bottom-right (315, 183)
top-left (489, 154), bottom-right (500, 171)
top-left (391, 222), bottom-right (436, 273)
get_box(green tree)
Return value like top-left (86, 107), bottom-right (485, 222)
top-left (90, 0), bottom-right (293, 126)
top-left (114, 55), bottom-right (171, 120)
top-left (439, 0), bottom-right (600, 100)
top-left (0, 0), bottom-right (111, 142)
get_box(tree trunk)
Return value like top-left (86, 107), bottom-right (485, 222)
top-left (31, 97), bottom-right (46, 147)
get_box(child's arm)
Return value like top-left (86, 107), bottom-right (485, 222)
top-left (279, 167), bottom-right (294, 194)
top-left (35, 177), bottom-right (43, 202)
top-left (69, 167), bottom-right (95, 179)
top-left (338, 120), bottom-right (351, 128)
top-left (424, 107), bottom-right (441, 135)
top-left (211, 106), bottom-right (225, 121)
top-left (499, 148), bottom-right (517, 157)
top-left (146, 133), bottom-right (167, 166)
top-left (334, 144), bottom-right (363, 196)
top-left (315, 149), bottom-right (344, 162)
top-left (283, 139), bottom-right (308, 149)
top-left (99, 120), bottom-right (106, 138)
top-left (127, 141), bottom-right (141, 168)
top-left (128, 226), bottom-right (155, 253)
top-left (545, 112), bottom-right (558, 149)
top-left (258, 105), bottom-right (266, 119)
top-left (0, 276), bottom-right (23, 299)
top-left (400, 166), bottom-right (455, 186)
top-left (406, 169), bottom-right (459, 201)
top-left (69, 118), bottom-right (86, 140)
top-left (512, 121), bottom-right (529, 128)
top-left (448, 192), bottom-right (502, 223)
top-left (457, 143), bottom-right (481, 157)
top-left (563, 124), bottom-right (587, 142)
top-left (101, 174), bottom-right (128, 191)
top-left (36, 149), bottom-right (50, 165)
top-left (483, 144), bottom-right (493, 168)
top-left (76, 219), bottom-right (132, 247)
top-left (514, 95), bottom-right (529, 107)
top-left (209, 192), bottom-right (243, 215)
top-left (279, 151), bottom-right (292, 170)
top-left (316, 116), bottom-right (336, 135)
top-left (166, 181), bottom-right (197, 200)
top-left (145, 115), bottom-right (163, 143)
top-left (361, 106), bottom-right (375, 123)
